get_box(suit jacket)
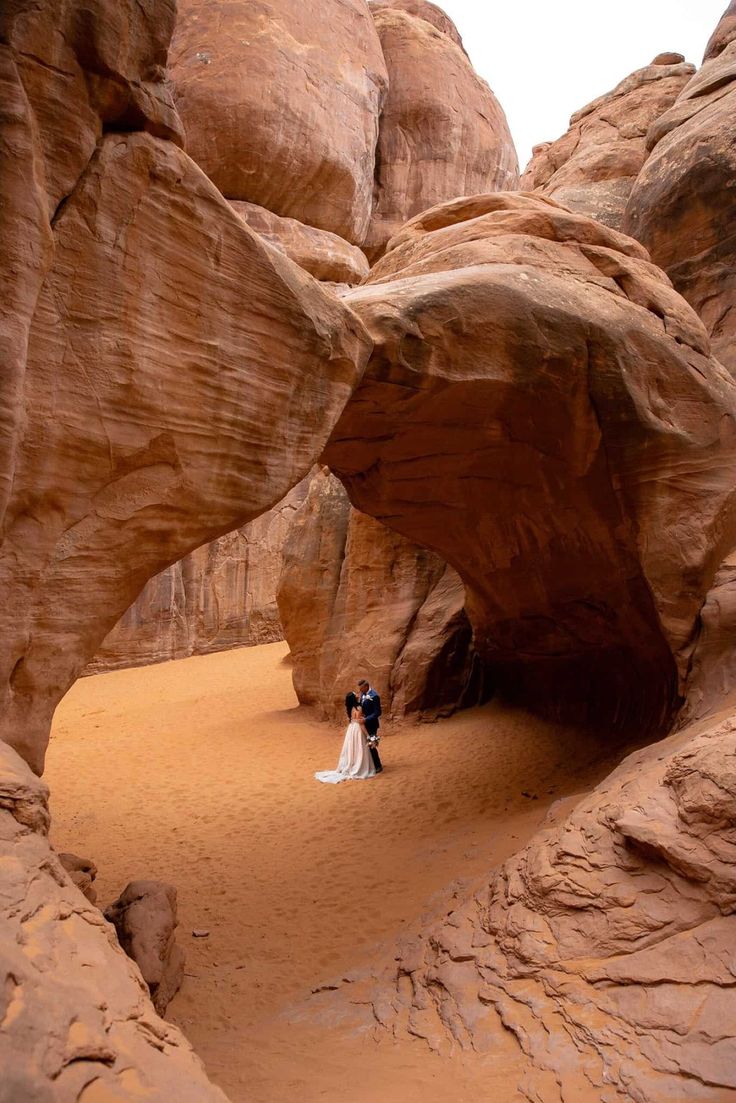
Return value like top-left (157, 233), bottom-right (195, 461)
top-left (361, 689), bottom-right (382, 736)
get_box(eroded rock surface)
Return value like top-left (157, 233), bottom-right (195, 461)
top-left (229, 203), bottom-right (370, 286)
top-left (89, 478), bottom-right (310, 673)
top-left (58, 851), bottom-right (98, 905)
top-left (105, 881), bottom-right (185, 1016)
top-left (0, 0), bottom-right (370, 775)
top-left (348, 712), bottom-right (736, 1102)
top-left (278, 470), bottom-right (485, 720)
top-left (521, 55), bottom-right (694, 230)
top-left (326, 192), bottom-right (736, 735)
top-left (0, 740), bottom-right (226, 1101)
top-left (171, 0), bottom-right (388, 244)
top-left (625, 4), bottom-right (736, 373)
top-left (364, 3), bottom-right (518, 259)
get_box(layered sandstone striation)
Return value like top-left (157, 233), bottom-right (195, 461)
top-left (0, 740), bottom-right (227, 1102)
top-left (326, 192), bottom-right (736, 735)
top-left (277, 470), bottom-right (485, 720)
top-left (365, 3), bottom-right (518, 259)
top-left (0, 0), bottom-right (370, 776)
top-left (90, 479), bottom-right (310, 672)
top-left (521, 55), bottom-right (694, 230)
top-left (170, 0), bottom-right (388, 244)
top-left (624, 5), bottom-right (736, 374)
top-left (348, 711), bottom-right (736, 1102)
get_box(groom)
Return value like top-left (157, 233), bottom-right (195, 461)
top-left (358, 678), bottom-right (383, 773)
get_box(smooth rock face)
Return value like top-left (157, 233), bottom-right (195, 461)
top-left (105, 882), bottom-right (185, 1015)
top-left (89, 479), bottom-right (310, 673)
top-left (0, 0), bottom-right (370, 775)
top-left (0, 740), bottom-right (227, 1102)
top-left (229, 202), bottom-right (370, 285)
top-left (364, 5), bottom-right (518, 260)
top-left (171, 0), bottom-right (388, 244)
top-left (277, 470), bottom-right (485, 720)
top-left (326, 192), bottom-right (736, 735)
top-left (352, 711), bottom-right (736, 1101)
top-left (521, 56), bottom-right (694, 230)
top-left (624, 6), bottom-right (736, 374)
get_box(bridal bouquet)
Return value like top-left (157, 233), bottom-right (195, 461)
top-left (366, 732), bottom-right (381, 747)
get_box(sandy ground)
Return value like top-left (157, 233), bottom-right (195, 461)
top-left (46, 642), bottom-right (625, 1102)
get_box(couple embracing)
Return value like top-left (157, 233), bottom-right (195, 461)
top-left (315, 678), bottom-right (384, 785)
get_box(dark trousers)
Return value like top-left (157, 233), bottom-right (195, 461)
top-left (369, 744), bottom-right (383, 772)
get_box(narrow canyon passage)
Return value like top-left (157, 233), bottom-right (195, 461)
top-left (47, 642), bottom-right (628, 1102)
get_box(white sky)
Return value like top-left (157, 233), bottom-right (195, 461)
top-left (440, 0), bottom-right (728, 169)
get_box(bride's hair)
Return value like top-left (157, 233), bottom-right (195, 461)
top-left (345, 691), bottom-right (359, 718)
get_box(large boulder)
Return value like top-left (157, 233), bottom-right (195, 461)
top-left (89, 477), bottom-right (310, 672)
top-left (170, 0), bottom-right (388, 245)
top-left (277, 469), bottom-right (485, 720)
top-left (521, 55), bottom-right (694, 231)
top-left (364, 3), bottom-right (518, 260)
top-left (351, 709), bottom-right (736, 1102)
top-left (0, 0), bottom-right (371, 775)
top-left (624, 4), bottom-right (736, 374)
top-left (0, 740), bottom-right (227, 1101)
top-left (105, 881), bottom-right (185, 1016)
top-left (325, 192), bottom-right (736, 736)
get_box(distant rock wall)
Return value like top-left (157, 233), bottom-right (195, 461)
top-left (277, 470), bottom-right (487, 720)
top-left (521, 55), bottom-right (694, 230)
top-left (89, 479), bottom-right (309, 673)
top-left (624, 8), bottom-right (736, 375)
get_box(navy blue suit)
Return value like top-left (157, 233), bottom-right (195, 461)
top-left (360, 689), bottom-right (383, 772)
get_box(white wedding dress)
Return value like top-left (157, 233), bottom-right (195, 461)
top-left (315, 718), bottom-right (376, 784)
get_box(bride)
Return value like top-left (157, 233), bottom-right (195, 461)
top-left (315, 692), bottom-right (377, 784)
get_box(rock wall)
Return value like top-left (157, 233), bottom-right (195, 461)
top-left (0, 740), bottom-right (227, 1102)
top-left (0, 0), bottom-right (370, 775)
top-left (89, 479), bottom-right (309, 673)
top-left (326, 192), bottom-right (736, 736)
top-left (277, 470), bottom-right (487, 720)
top-left (521, 55), bottom-right (694, 230)
top-left (624, 7), bottom-right (736, 375)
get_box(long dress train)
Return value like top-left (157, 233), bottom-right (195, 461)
top-left (315, 721), bottom-right (376, 784)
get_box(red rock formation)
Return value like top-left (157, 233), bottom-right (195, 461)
top-left (105, 881), bottom-right (185, 1016)
top-left (326, 192), bottom-right (736, 736)
top-left (336, 709), bottom-right (736, 1101)
top-left (681, 552), bottom-right (736, 724)
top-left (364, 4), bottom-right (519, 259)
top-left (170, 0), bottom-right (388, 245)
top-left (229, 203), bottom-right (369, 286)
top-left (624, 4), bottom-right (736, 374)
top-left (521, 55), bottom-right (694, 231)
top-left (0, 0), bottom-right (370, 775)
top-left (0, 740), bottom-right (227, 1100)
top-left (89, 479), bottom-right (310, 672)
top-left (277, 470), bottom-right (485, 720)
top-left (370, 0), bottom-right (466, 50)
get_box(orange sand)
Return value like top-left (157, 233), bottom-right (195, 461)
top-left (46, 641), bottom-right (623, 1102)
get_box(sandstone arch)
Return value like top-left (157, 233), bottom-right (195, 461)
top-left (325, 192), bottom-right (736, 736)
top-left (0, 1), bottom-right (371, 777)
